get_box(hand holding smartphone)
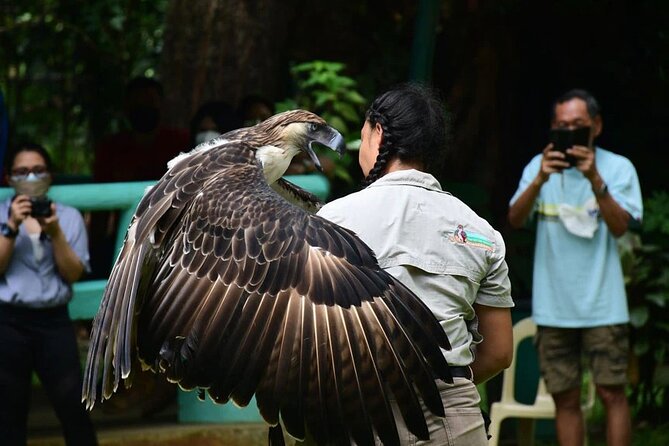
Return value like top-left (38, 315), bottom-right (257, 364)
top-left (549, 127), bottom-right (591, 167)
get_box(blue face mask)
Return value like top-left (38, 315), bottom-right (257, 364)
top-left (9, 172), bottom-right (51, 197)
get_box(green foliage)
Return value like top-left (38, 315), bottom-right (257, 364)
top-left (623, 191), bottom-right (669, 422)
top-left (641, 192), bottom-right (669, 238)
top-left (276, 61), bottom-right (366, 184)
top-left (0, 0), bottom-right (168, 174)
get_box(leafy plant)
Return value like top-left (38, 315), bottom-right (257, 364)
top-left (276, 60), bottom-right (366, 185)
top-left (623, 191), bottom-right (669, 423)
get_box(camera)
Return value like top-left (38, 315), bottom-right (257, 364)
top-left (549, 127), bottom-right (591, 166)
top-left (30, 196), bottom-right (53, 218)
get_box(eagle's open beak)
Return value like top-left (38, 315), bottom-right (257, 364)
top-left (306, 125), bottom-right (347, 172)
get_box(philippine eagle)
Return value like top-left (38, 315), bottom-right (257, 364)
top-left (82, 110), bottom-right (453, 446)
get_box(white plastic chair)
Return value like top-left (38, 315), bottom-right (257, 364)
top-left (488, 317), bottom-right (596, 446)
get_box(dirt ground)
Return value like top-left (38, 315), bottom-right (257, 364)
top-left (28, 423), bottom-right (287, 446)
top-left (27, 378), bottom-right (297, 446)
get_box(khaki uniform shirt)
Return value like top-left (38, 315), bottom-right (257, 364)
top-left (317, 169), bottom-right (514, 366)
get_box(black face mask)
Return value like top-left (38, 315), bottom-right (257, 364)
top-left (128, 106), bottom-right (160, 133)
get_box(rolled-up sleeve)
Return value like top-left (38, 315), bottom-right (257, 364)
top-left (477, 230), bottom-right (513, 308)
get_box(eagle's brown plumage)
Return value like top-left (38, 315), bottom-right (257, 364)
top-left (82, 110), bottom-right (453, 446)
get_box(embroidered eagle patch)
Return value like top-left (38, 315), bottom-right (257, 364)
top-left (448, 224), bottom-right (494, 251)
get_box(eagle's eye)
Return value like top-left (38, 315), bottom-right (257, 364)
top-left (308, 123), bottom-right (319, 132)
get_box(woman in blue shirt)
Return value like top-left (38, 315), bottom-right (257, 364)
top-left (0, 143), bottom-right (97, 445)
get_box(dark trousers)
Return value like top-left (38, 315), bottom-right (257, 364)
top-left (0, 304), bottom-right (97, 445)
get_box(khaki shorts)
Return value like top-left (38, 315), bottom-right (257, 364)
top-left (535, 324), bottom-right (629, 395)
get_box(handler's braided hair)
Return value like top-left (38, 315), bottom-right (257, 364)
top-left (362, 107), bottom-right (395, 186)
top-left (362, 83), bottom-right (447, 186)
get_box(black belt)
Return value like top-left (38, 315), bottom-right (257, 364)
top-left (449, 365), bottom-right (473, 381)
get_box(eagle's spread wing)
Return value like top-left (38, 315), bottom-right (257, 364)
top-left (84, 136), bottom-right (452, 446)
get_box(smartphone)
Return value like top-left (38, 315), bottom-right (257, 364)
top-left (549, 127), bottom-right (591, 166)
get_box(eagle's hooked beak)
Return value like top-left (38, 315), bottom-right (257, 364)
top-left (305, 124), bottom-right (346, 172)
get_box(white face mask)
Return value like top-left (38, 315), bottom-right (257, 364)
top-left (557, 197), bottom-right (599, 238)
top-left (9, 172), bottom-right (51, 197)
top-left (195, 130), bottom-right (221, 145)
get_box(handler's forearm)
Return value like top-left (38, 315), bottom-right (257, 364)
top-left (471, 354), bottom-right (508, 385)
top-left (471, 304), bottom-right (513, 385)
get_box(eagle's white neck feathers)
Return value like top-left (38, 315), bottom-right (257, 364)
top-left (165, 127), bottom-right (304, 184)
top-left (256, 144), bottom-right (299, 184)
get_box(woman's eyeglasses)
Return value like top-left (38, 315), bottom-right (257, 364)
top-left (10, 165), bottom-right (48, 177)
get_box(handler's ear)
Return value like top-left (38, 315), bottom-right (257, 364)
top-left (372, 122), bottom-right (384, 148)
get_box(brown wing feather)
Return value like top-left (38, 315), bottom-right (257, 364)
top-left (82, 137), bottom-right (452, 445)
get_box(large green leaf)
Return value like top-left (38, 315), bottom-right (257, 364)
top-left (646, 292), bottom-right (669, 307)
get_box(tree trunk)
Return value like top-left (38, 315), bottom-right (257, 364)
top-left (160, 0), bottom-right (299, 128)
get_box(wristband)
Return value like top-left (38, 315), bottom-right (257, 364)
top-left (594, 182), bottom-right (608, 198)
top-left (0, 222), bottom-right (18, 239)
